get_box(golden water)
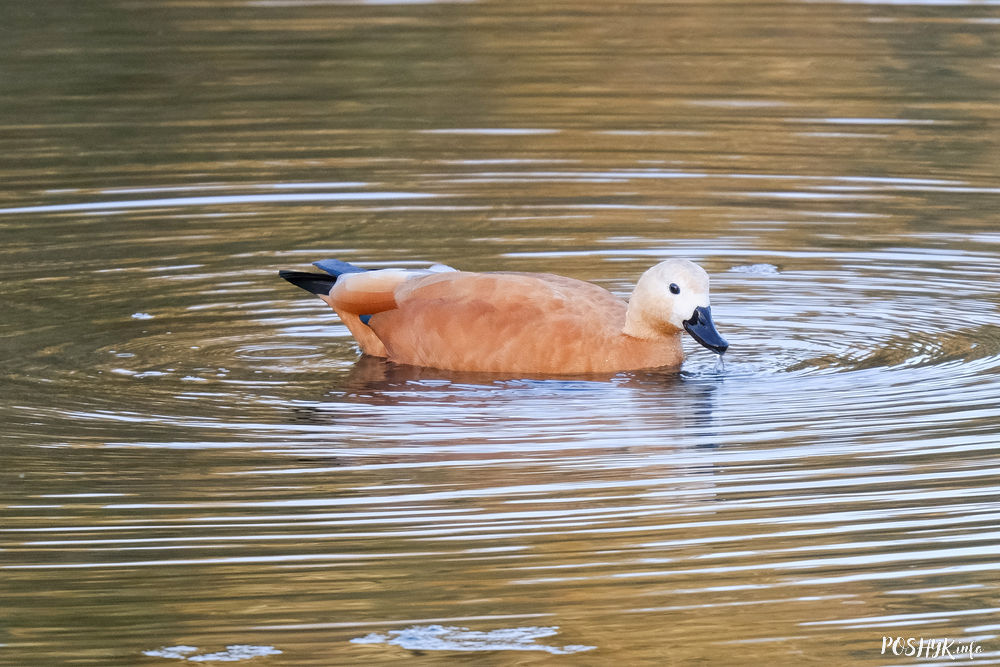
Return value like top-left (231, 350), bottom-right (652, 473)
top-left (3, 1), bottom-right (1000, 664)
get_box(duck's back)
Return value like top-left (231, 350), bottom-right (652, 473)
top-left (369, 271), bottom-right (680, 373)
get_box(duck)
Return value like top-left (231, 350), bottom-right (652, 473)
top-left (279, 258), bottom-right (728, 375)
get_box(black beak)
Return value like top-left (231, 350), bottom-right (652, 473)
top-left (683, 306), bottom-right (729, 355)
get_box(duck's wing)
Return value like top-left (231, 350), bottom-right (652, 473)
top-left (278, 270), bottom-right (338, 296)
top-left (312, 258), bottom-right (368, 277)
top-left (370, 271), bottom-right (629, 373)
top-left (280, 258), bottom-right (368, 296)
top-left (281, 259), bottom-right (455, 314)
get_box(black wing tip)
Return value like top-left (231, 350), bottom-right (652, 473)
top-left (279, 270), bottom-right (338, 296)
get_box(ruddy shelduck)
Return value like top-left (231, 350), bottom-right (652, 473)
top-left (280, 258), bottom-right (728, 374)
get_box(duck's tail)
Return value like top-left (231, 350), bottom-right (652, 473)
top-left (278, 259), bottom-right (368, 296)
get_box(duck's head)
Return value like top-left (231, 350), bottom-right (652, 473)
top-left (624, 259), bottom-right (729, 355)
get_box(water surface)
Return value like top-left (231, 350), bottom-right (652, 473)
top-left (3, 0), bottom-right (1000, 664)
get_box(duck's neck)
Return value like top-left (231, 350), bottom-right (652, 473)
top-left (623, 299), bottom-right (679, 341)
top-left (623, 303), bottom-right (658, 340)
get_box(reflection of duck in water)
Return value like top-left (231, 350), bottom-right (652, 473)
top-left (280, 258), bottom-right (727, 375)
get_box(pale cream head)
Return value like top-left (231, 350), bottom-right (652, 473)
top-left (623, 259), bottom-right (712, 339)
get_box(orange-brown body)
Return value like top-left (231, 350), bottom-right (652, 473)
top-left (281, 258), bottom-right (727, 375)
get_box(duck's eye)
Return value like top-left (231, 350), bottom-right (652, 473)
top-left (669, 283), bottom-right (681, 295)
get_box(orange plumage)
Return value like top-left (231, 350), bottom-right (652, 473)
top-left (280, 259), bottom-right (728, 375)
